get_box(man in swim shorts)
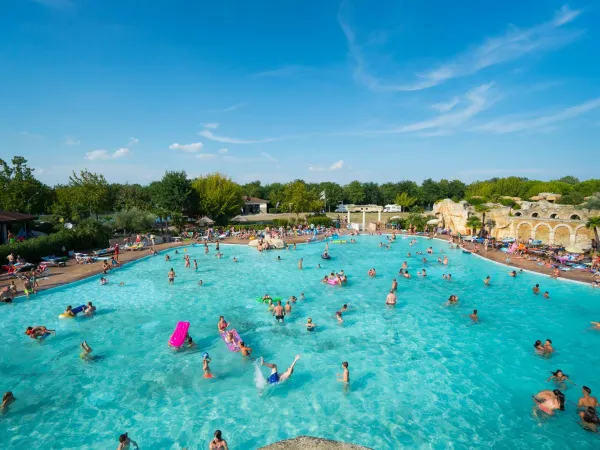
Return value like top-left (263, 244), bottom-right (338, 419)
top-left (273, 300), bottom-right (285, 322)
top-left (386, 289), bottom-right (397, 305)
top-left (261, 355), bottom-right (300, 384)
top-left (578, 386), bottom-right (599, 409)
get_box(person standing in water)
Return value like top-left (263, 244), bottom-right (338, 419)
top-left (260, 355), bottom-right (300, 384)
top-left (533, 284), bottom-right (540, 295)
top-left (337, 361), bottom-right (349, 383)
top-left (578, 386), bottom-right (599, 409)
top-left (273, 300), bottom-right (285, 323)
top-left (209, 430), bottom-right (228, 449)
top-left (168, 268), bottom-right (176, 284)
top-left (285, 300), bottom-right (292, 315)
top-left (117, 432), bottom-right (139, 450)
top-left (194, 259), bottom-right (198, 271)
top-left (239, 341), bottom-right (252, 357)
top-left (203, 353), bottom-right (214, 378)
top-left (391, 278), bottom-right (398, 291)
top-left (386, 289), bottom-right (397, 306)
top-left (484, 276), bottom-right (491, 286)
top-left (1, 391), bottom-right (16, 412)
top-left (298, 258), bottom-right (303, 270)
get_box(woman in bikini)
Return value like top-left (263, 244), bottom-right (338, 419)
top-left (217, 316), bottom-right (228, 333)
top-left (209, 430), bottom-right (228, 449)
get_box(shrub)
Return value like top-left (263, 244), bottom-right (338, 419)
top-left (268, 208), bottom-right (279, 214)
top-left (307, 216), bottom-right (333, 227)
top-left (466, 197), bottom-right (485, 206)
top-left (0, 222), bottom-right (112, 264)
top-left (498, 198), bottom-right (516, 207)
top-left (272, 218), bottom-right (289, 227)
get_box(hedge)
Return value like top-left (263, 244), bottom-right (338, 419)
top-left (0, 229), bottom-right (110, 265)
top-left (307, 216), bottom-right (333, 227)
top-left (272, 219), bottom-right (289, 227)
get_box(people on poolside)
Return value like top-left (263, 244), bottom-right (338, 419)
top-left (579, 406), bottom-right (600, 432)
top-left (239, 341), bottom-right (252, 357)
top-left (469, 309), bottom-right (479, 323)
top-left (111, 257), bottom-right (120, 268)
top-left (532, 389), bottom-right (565, 415)
top-left (168, 268), bottom-right (176, 284)
top-left (306, 318), bottom-right (316, 332)
top-left (368, 268), bottom-right (376, 277)
top-left (203, 353), bottom-right (214, 378)
top-left (260, 355), bottom-right (300, 384)
top-left (84, 301), bottom-right (96, 316)
top-left (217, 316), bottom-right (228, 333)
top-left (1, 391), bottom-right (16, 412)
top-left (484, 276), bottom-right (491, 285)
top-left (533, 284), bottom-right (540, 295)
top-left (0, 286), bottom-right (14, 303)
top-left (551, 267), bottom-right (561, 279)
top-left (209, 430), bottom-right (228, 450)
top-left (273, 300), bottom-right (285, 323)
top-left (117, 432), bottom-right (139, 450)
top-left (337, 361), bottom-right (350, 383)
top-left (25, 326), bottom-right (55, 340)
top-left (578, 386), bottom-right (599, 409)
top-left (386, 289), bottom-right (397, 305)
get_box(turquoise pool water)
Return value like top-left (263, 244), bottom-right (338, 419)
top-left (2, 235), bottom-right (600, 449)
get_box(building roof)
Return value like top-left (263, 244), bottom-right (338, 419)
top-left (0, 210), bottom-right (36, 223)
top-left (244, 196), bottom-right (268, 204)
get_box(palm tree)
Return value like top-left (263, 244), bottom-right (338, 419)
top-left (587, 216), bottom-right (600, 249)
top-left (466, 215), bottom-right (482, 236)
top-left (474, 204), bottom-right (491, 237)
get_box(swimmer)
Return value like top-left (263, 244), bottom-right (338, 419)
top-left (198, 279), bottom-right (203, 286)
top-left (298, 258), bottom-right (303, 270)
top-left (437, 257), bottom-right (442, 263)
top-left (63, 305), bottom-right (76, 317)
top-left (443, 256), bottom-right (448, 265)
top-left (273, 300), bottom-right (285, 322)
top-left (407, 253), bottom-right (412, 257)
top-left (469, 309), bottom-right (478, 323)
top-left (285, 300), bottom-right (292, 314)
top-left (532, 389), bottom-right (565, 416)
top-left (175, 250), bottom-right (179, 254)
top-left (403, 270), bottom-right (411, 279)
top-left (1, 391), bottom-right (16, 412)
top-left (367, 268), bottom-right (376, 277)
top-left (80, 340), bottom-right (93, 361)
top-left (337, 361), bottom-right (350, 383)
top-left (340, 304), bottom-right (349, 313)
top-left (277, 256), bottom-right (282, 261)
top-left (168, 268), bottom-right (176, 284)
top-left (591, 321), bottom-right (600, 330)
top-left (391, 278), bottom-right (398, 291)
top-left (579, 406), bottom-right (600, 432)
top-left (83, 301), bottom-right (96, 316)
top-left (202, 353), bottom-right (213, 378)
top-left (422, 257), bottom-right (428, 264)
top-left (100, 277), bottom-right (108, 285)
top-left (117, 432), bottom-right (139, 450)
top-left (509, 270), bottom-right (517, 277)
top-left (578, 386), bottom-right (599, 410)
top-left (119, 282), bottom-right (125, 286)
top-left (25, 326), bottom-right (55, 340)
top-left (300, 292), bottom-right (305, 301)
top-left (421, 269), bottom-right (427, 277)
top-left (335, 311), bottom-right (343, 323)
top-left (239, 341), bottom-right (252, 356)
top-left (447, 295), bottom-right (458, 305)
top-left (217, 316), bottom-right (228, 333)
top-left (165, 255), bottom-right (171, 261)
top-left (260, 355), bottom-right (300, 384)
top-left (184, 333), bottom-right (195, 348)
top-left (209, 430), bottom-right (228, 450)
top-left (386, 289), bottom-right (397, 306)
top-left (233, 257), bottom-right (238, 262)
top-left (293, 243), bottom-right (297, 250)
top-left (306, 318), bottom-right (316, 332)
top-left (317, 264), bottom-right (321, 268)
top-left (290, 296), bottom-right (297, 303)
top-left (544, 339), bottom-right (554, 354)
top-left (533, 340), bottom-right (544, 354)
top-left (547, 369), bottom-right (570, 386)
top-left (194, 259), bottom-right (198, 270)
top-left (533, 284), bottom-right (540, 295)
top-left (543, 292), bottom-right (550, 299)
top-left (224, 330), bottom-right (235, 344)
top-left (484, 276), bottom-right (491, 285)
top-left (401, 261), bottom-right (408, 270)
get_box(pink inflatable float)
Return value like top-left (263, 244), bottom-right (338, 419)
top-left (327, 278), bottom-right (339, 285)
top-left (221, 329), bottom-right (242, 351)
top-left (169, 321), bottom-right (190, 348)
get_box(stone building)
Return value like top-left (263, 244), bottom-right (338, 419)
top-left (432, 199), bottom-right (596, 249)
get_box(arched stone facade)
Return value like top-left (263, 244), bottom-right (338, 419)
top-left (534, 223), bottom-right (551, 243)
top-left (553, 225), bottom-right (572, 247)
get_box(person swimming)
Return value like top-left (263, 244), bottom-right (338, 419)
top-left (533, 340), bottom-right (544, 354)
top-left (533, 389), bottom-right (565, 415)
top-left (80, 340), bottom-right (94, 361)
top-left (63, 305), bottom-right (76, 317)
top-left (484, 276), bottom-right (491, 285)
top-left (1, 391), bottom-right (16, 412)
top-left (335, 311), bottom-right (343, 323)
top-left (386, 290), bottom-right (397, 305)
top-left (25, 326), bottom-right (55, 340)
top-left (533, 284), bottom-right (540, 295)
top-left (239, 341), bottom-right (252, 356)
top-left (306, 318), bottom-right (316, 332)
top-left (543, 291), bottom-right (550, 299)
top-left (260, 355), bottom-right (300, 384)
top-left (100, 277), bottom-right (108, 285)
top-left (578, 386), bottom-right (599, 410)
top-left (367, 268), bottom-right (376, 276)
top-left (469, 309), bottom-right (478, 323)
top-left (547, 369), bottom-right (570, 389)
top-left (168, 268), bottom-right (176, 284)
top-left (579, 406), bottom-right (600, 432)
top-left (83, 301), bottom-right (96, 316)
top-left (337, 361), bottom-right (349, 383)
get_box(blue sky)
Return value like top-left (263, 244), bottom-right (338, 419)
top-left (2, 1), bottom-right (599, 186)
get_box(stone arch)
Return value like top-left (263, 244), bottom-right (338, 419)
top-left (549, 213), bottom-right (558, 219)
top-left (514, 211), bottom-right (522, 217)
top-left (570, 214), bottom-right (581, 221)
top-left (574, 225), bottom-right (591, 248)
top-left (531, 212), bottom-right (540, 218)
top-left (553, 225), bottom-right (572, 247)
top-left (534, 223), bottom-right (551, 243)
top-left (517, 222), bottom-right (533, 241)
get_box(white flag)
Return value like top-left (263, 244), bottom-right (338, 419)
top-left (320, 190), bottom-right (326, 200)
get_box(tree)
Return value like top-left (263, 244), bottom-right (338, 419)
top-left (241, 181), bottom-right (264, 199)
top-left (318, 182), bottom-right (344, 211)
top-left (282, 180), bottom-right (318, 215)
top-left (114, 208), bottom-right (156, 234)
top-left (66, 170), bottom-right (111, 219)
top-left (112, 184), bottom-right (152, 211)
top-left (394, 192), bottom-right (417, 211)
top-left (419, 178), bottom-right (442, 208)
top-left (586, 216), bottom-right (600, 249)
top-left (474, 204), bottom-right (491, 237)
top-left (556, 176), bottom-right (580, 185)
top-left (581, 193), bottom-right (600, 210)
top-left (0, 156), bottom-right (51, 213)
top-left (149, 171), bottom-right (195, 215)
top-left (556, 191), bottom-right (585, 205)
top-left (379, 182), bottom-right (401, 205)
top-left (466, 215), bottom-right (482, 236)
top-left (191, 173), bottom-right (244, 225)
top-left (407, 212), bottom-right (427, 231)
top-left (344, 181), bottom-right (365, 204)
top-left (362, 182), bottom-right (382, 205)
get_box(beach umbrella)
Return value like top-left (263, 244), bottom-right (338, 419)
top-left (565, 246), bottom-right (584, 254)
top-left (231, 215), bottom-right (248, 223)
top-left (196, 216), bottom-right (215, 226)
top-left (426, 218), bottom-right (440, 225)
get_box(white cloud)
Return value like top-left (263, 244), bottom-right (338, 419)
top-left (202, 123), bottom-right (219, 129)
top-left (65, 136), bottom-right (80, 145)
top-left (309, 160), bottom-right (345, 172)
top-left (35, 168), bottom-right (46, 175)
top-left (198, 129), bottom-right (280, 144)
top-left (473, 96), bottom-right (600, 134)
top-left (169, 142), bottom-right (204, 152)
top-left (85, 148), bottom-right (130, 161)
top-left (218, 148), bottom-right (228, 154)
top-left (196, 153), bottom-right (217, 160)
top-left (128, 137), bottom-right (139, 146)
top-left (431, 97), bottom-right (460, 112)
top-left (340, 5), bottom-right (582, 91)
top-left (261, 152), bottom-right (277, 163)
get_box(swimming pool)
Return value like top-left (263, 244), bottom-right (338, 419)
top-left (2, 235), bottom-right (600, 449)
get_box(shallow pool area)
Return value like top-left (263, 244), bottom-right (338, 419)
top-left (2, 235), bottom-right (600, 449)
